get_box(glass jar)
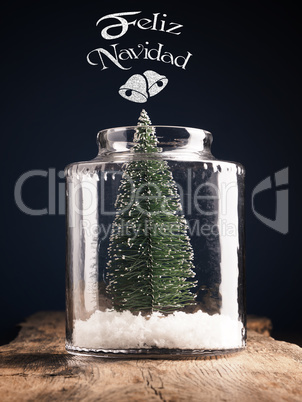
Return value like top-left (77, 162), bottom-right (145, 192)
top-left (65, 125), bottom-right (246, 358)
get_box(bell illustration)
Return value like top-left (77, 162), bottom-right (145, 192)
top-left (143, 70), bottom-right (168, 97)
top-left (119, 70), bottom-right (169, 103)
top-left (118, 74), bottom-right (148, 103)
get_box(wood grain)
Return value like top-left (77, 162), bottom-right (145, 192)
top-left (0, 312), bottom-right (301, 401)
top-left (246, 315), bottom-right (273, 337)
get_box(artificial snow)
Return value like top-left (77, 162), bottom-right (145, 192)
top-left (73, 309), bottom-right (244, 350)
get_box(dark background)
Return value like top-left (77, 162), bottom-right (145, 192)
top-left (1, 1), bottom-right (301, 345)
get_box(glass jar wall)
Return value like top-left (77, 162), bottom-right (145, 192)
top-left (65, 125), bottom-right (246, 357)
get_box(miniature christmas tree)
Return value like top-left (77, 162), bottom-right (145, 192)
top-left (106, 110), bottom-right (196, 313)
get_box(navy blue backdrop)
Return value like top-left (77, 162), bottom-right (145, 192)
top-left (1, 0), bottom-right (301, 343)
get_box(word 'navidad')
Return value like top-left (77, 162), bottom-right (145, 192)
top-left (87, 42), bottom-right (192, 71)
top-left (87, 11), bottom-right (192, 72)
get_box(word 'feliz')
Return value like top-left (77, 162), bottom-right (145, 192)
top-left (87, 41), bottom-right (192, 71)
top-left (96, 11), bottom-right (183, 40)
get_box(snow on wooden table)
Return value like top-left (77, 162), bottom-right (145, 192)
top-left (0, 311), bottom-right (301, 401)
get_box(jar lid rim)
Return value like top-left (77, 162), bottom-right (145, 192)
top-left (97, 125), bottom-right (212, 136)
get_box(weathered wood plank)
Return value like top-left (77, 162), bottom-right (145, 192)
top-left (246, 314), bottom-right (272, 336)
top-left (0, 312), bottom-right (301, 401)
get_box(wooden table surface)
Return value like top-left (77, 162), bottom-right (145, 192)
top-left (0, 312), bottom-right (301, 401)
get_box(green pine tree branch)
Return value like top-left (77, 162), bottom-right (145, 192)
top-left (106, 110), bottom-right (196, 313)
